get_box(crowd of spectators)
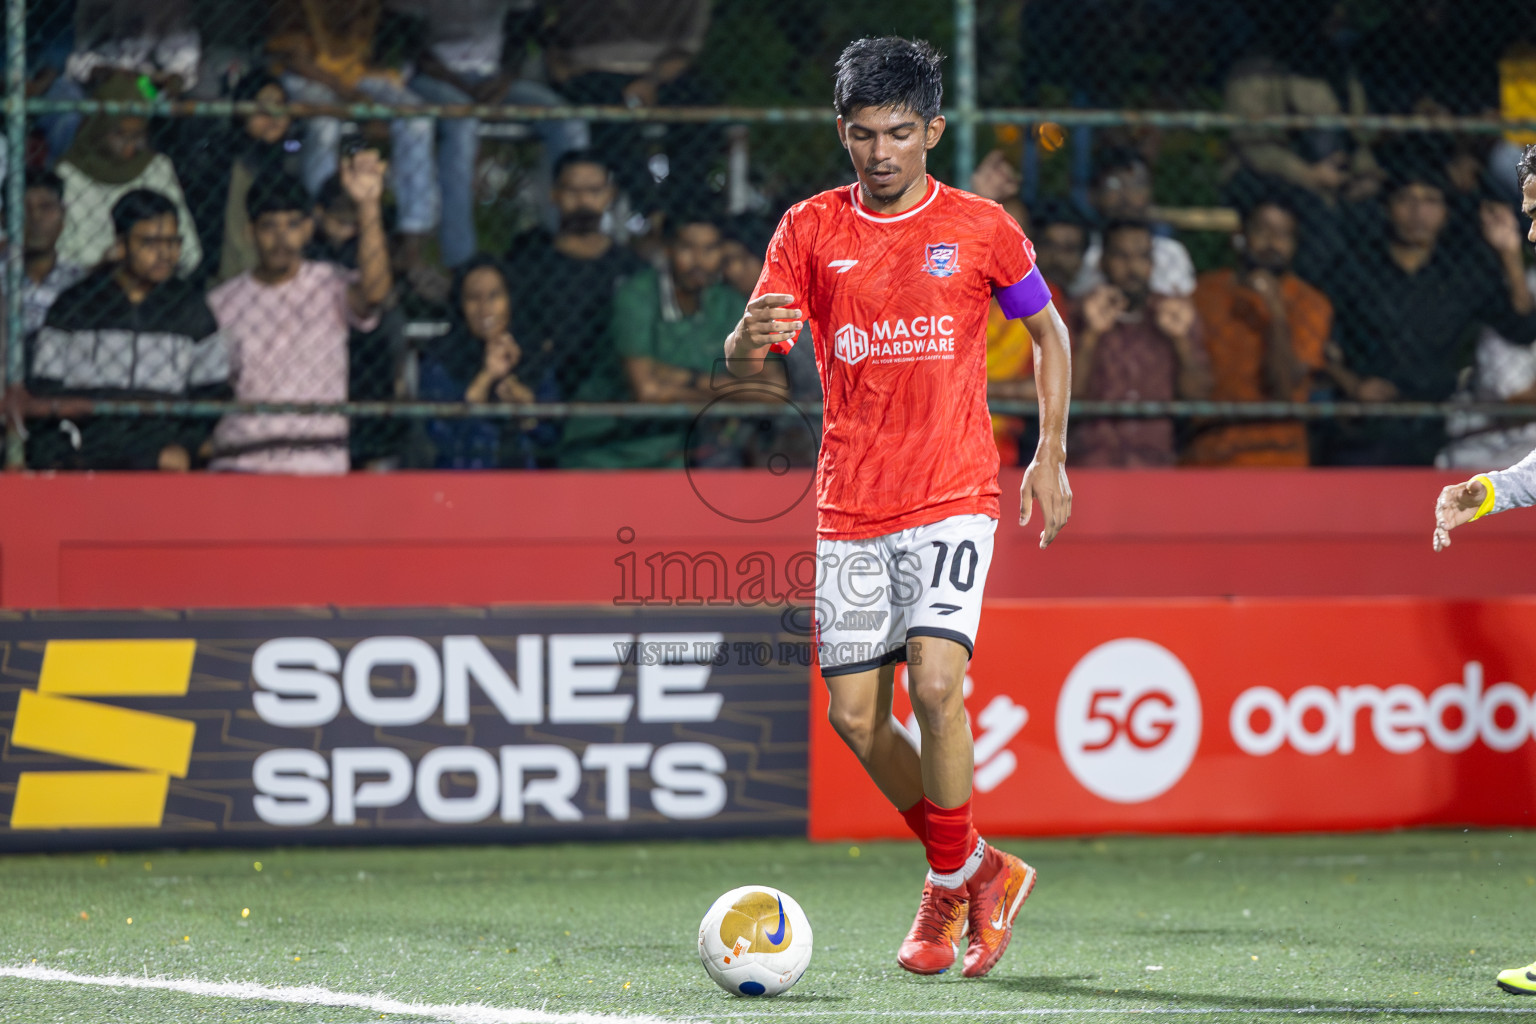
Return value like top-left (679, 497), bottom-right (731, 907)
top-left (8, 0), bottom-right (1536, 474)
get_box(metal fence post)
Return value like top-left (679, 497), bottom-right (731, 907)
top-left (952, 0), bottom-right (977, 189)
top-left (3, 0), bottom-right (24, 470)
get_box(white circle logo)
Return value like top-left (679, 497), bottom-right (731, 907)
top-left (1056, 638), bottom-right (1202, 803)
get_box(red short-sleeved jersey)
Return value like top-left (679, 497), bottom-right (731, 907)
top-left (752, 175), bottom-right (1050, 540)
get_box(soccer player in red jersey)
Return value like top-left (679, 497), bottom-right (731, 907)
top-left (723, 37), bottom-right (1073, 978)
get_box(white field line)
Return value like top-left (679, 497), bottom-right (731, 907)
top-left (702, 1011), bottom-right (1536, 1018)
top-left (0, 964), bottom-right (685, 1024)
top-left (5, 965), bottom-right (1536, 1021)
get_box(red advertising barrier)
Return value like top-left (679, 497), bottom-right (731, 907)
top-left (809, 598), bottom-right (1536, 838)
top-left (5, 469), bottom-right (1536, 609)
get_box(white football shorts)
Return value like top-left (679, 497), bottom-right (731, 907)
top-left (814, 513), bottom-right (996, 676)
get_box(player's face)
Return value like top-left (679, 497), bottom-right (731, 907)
top-left (1522, 178), bottom-right (1536, 245)
top-left (1242, 204), bottom-right (1296, 273)
top-left (668, 223), bottom-right (724, 293)
top-left (1387, 183), bottom-right (1447, 247)
top-left (1101, 227), bottom-right (1153, 302)
top-left (837, 106), bottom-right (945, 210)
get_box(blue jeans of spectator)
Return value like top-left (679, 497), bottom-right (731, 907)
top-left (41, 75), bottom-right (86, 165)
top-left (408, 73), bottom-right (589, 267)
top-left (282, 73), bottom-right (439, 236)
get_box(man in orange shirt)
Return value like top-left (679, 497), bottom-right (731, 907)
top-left (1189, 198), bottom-right (1330, 466)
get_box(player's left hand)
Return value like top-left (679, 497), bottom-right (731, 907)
top-left (1433, 477), bottom-right (1487, 552)
top-left (1021, 454), bottom-right (1072, 549)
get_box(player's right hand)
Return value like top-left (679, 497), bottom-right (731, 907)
top-left (1433, 477), bottom-right (1487, 552)
top-left (740, 293), bottom-right (803, 349)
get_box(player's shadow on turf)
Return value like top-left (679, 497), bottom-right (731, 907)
top-left (988, 975), bottom-right (1468, 1014)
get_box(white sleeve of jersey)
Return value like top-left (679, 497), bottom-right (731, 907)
top-left (1487, 447), bottom-right (1536, 514)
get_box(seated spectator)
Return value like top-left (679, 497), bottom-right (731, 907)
top-left (22, 170), bottom-right (87, 339)
top-left (26, 189), bottom-right (230, 470)
top-left (544, 0), bottom-right (715, 207)
top-left (1322, 160), bottom-right (1536, 465)
top-left (561, 207), bottom-right (781, 468)
top-left (1189, 198), bottom-right (1330, 466)
top-left (39, 0), bottom-right (200, 163)
top-left (389, 0), bottom-right (589, 269)
top-left (180, 71), bottom-right (295, 286)
top-left (505, 152), bottom-right (644, 419)
top-left (1071, 149), bottom-right (1196, 299)
top-left (1031, 198), bottom-right (1090, 322)
top-left (55, 74), bottom-right (202, 275)
top-left (419, 255), bottom-right (542, 468)
top-left (208, 159), bottom-right (392, 474)
top-left (266, 0), bottom-right (441, 298)
top-left (1072, 220), bottom-right (1213, 467)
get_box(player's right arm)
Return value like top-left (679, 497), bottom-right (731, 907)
top-left (724, 295), bottom-right (802, 377)
top-left (1433, 448), bottom-right (1536, 551)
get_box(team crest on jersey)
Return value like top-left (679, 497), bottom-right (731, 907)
top-left (923, 242), bottom-right (959, 277)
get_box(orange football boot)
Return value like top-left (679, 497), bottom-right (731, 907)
top-left (961, 844), bottom-right (1036, 978)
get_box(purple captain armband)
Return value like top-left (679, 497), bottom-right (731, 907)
top-left (994, 267), bottom-right (1052, 320)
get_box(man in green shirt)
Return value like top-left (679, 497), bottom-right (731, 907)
top-left (562, 211), bottom-right (782, 467)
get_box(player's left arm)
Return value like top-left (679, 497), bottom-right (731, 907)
top-left (990, 209), bottom-right (1073, 548)
top-left (1020, 302), bottom-right (1073, 549)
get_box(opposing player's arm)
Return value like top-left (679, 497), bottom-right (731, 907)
top-left (725, 294), bottom-right (802, 377)
top-left (1434, 446), bottom-right (1536, 551)
top-left (1020, 301), bottom-right (1073, 549)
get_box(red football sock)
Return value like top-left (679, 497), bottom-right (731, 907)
top-left (899, 800), bottom-right (926, 842)
top-left (921, 796), bottom-right (973, 875)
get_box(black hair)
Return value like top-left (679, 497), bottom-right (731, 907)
top-left (24, 168), bottom-right (64, 201)
top-left (449, 253), bottom-right (512, 323)
top-left (1092, 147), bottom-right (1147, 188)
top-left (663, 195), bottom-right (723, 240)
top-left (1378, 137), bottom-right (1450, 199)
top-left (1240, 193), bottom-right (1298, 229)
top-left (833, 37), bottom-right (944, 122)
top-left (1031, 196), bottom-right (1089, 234)
top-left (233, 69), bottom-right (286, 107)
top-left (720, 213), bottom-right (773, 258)
top-left (1101, 217), bottom-right (1152, 251)
top-left (110, 189), bottom-right (179, 237)
top-left (315, 174), bottom-right (351, 213)
top-left (246, 174), bottom-right (313, 222)
top-left (553, 149), bottom-right (611, 183)
top-left (1518, 144), bottom-right (1536, 190)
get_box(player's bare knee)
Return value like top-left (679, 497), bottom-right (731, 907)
top-left (906, 670), bottom-right (964, 726)
top-left (828, 702), bottom-right (876, 760)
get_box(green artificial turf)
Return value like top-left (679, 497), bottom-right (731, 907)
top-left (3, 831), bottom-right (1536, 1023)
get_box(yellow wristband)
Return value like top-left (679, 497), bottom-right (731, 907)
top-left (1471, 474), bottom-right (1497, 521)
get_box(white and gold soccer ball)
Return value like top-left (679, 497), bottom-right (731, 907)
top-left (697, 885), bottom-right (813, 997)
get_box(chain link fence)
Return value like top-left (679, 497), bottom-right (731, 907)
top-left (7, 0), bottom-right (1536, 473)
